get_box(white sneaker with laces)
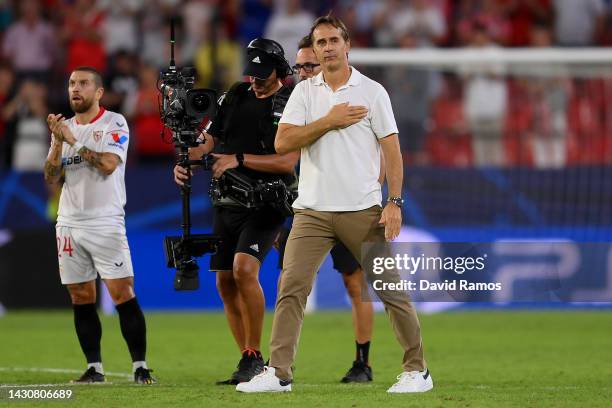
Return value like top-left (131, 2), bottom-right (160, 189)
top-left (387, 369), bottom-right (433, 393)
top-left (235, 366), bottom-right (292, 393)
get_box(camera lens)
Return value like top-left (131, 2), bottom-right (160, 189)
top-left (185, 88), bottom-right (216, 119)
top-left (191, 93), bottom-right (211, 112)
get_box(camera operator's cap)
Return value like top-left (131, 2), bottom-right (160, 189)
top-left (243, 49), bottom-right (277, 80)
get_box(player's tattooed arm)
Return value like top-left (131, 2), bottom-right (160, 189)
top-left (77, 146), bottom-right (120, 176)
top-left (44, 114), bottom-right (65, 184)
top-left (44, 150), bottom-right (63, 183)
top-left (53, 120), bottom-right (121, 176)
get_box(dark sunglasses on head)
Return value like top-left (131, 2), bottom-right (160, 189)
top-left (292, 63), bottom-right (320, 73)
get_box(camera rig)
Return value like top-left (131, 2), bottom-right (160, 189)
top-left (159, 19), bottom-right (220, 291)
top-left (205, 157), bottom-right (297, 217)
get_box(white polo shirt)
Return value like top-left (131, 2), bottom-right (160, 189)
top-left (280, 67), bottom-right (398, 211)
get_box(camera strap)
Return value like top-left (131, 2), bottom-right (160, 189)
top-left (220, 81), bottom-right (251, 140)
top-left (271, 85), bottom-right (292, 125)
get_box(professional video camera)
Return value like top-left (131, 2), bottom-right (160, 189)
top-left (206, 160), bottom-right (297, 217)
top-left (159, 20), bottom-right (220, 291)
top-left (158, 24), bottom-right (217, 146)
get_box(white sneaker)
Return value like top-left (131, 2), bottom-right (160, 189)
top-left (387, 369), bottom-right (433, 393)
top-left (235, 366), bottom-right (292, 393)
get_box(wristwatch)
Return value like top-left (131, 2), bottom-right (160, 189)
top-left (387, 196), bottom-right (404, 208)
top-left (236, 152), bottom-right (244, 167)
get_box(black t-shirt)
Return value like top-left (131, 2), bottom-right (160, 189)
top-left (208, 86), bottom-right (289, 182)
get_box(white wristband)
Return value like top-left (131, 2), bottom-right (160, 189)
top-left (73, 141), bottom-right (84, 152)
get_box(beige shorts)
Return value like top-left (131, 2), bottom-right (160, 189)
top-left (55, 226), bottom-right (134, 284)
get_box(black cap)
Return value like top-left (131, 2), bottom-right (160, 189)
top-left (243, 49), bottom-right (277, 80)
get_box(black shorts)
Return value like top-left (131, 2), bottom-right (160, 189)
top-left (276, 224), bottom-right (360, 274)
top-left (330, 242), bottom-right (361, 275)
top-left (210, 206), bottom-right (285, 271)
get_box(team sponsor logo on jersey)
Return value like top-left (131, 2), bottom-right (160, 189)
top-left (116, 121), bottom-right (125, 127)
top-left (249, 243), bottom-right (259, 252)
top-left (93, 130), bottom-right (103, 142)
top-left (112, 132), bottom-right (128, 144)
top-left (62, 155), bottom-right (85, 167)
top-left (106, 129), bottom-right (129, 150)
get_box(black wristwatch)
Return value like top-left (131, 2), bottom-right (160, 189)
top-left (236, 152), bottom-right (244, 167)
top-left (388, 196), bottom-right (404, 208)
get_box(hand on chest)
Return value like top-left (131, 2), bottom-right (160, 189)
top-left (309, 88), bottom-right (370, 127)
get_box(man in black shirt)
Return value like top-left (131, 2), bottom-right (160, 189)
top-left (174, 38), bottom-right (299, 385)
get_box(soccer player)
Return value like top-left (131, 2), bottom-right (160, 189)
top-left (237, 15), bottom-right (432, 393)
top-left (44, 67), bottom-right (155, 384)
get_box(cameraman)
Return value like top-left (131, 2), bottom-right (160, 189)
top-left (174, 38), bottom-right (299, 385)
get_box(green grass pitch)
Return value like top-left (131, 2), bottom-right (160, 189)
top-left (1, 310), bottom-right (611, 407)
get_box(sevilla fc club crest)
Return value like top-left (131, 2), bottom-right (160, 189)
top-left (93, 130), bottom-right (103, 142)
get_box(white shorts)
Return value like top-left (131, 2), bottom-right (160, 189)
top-left (55, 226), bottom-right (134, 285)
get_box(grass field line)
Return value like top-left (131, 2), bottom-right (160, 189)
top-left (0, 367), bottom-right (131, 379)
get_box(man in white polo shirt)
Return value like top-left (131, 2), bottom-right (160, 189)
top-left (237, 15), bottom-right (432, 394)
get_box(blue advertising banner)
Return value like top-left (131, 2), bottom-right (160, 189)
top-left (2, 166), bottom-right (611, 310)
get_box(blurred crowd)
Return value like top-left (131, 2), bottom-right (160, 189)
top-left (1, 0), bottom-right (612, 171)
